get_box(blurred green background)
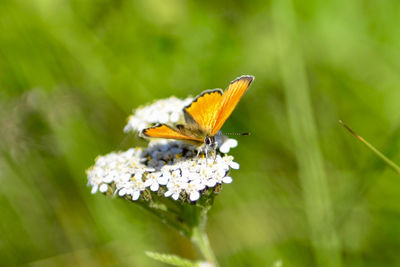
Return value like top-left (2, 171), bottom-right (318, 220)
top-left (1, 0), bottom-right (400, 266)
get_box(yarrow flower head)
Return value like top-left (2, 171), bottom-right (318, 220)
top-left (87, 140), bottom-right (239, 203)
top-left (87, 96), bottom-right (241, 203)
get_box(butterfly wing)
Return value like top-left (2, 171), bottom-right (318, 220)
top-left (142, 75), bottom-right (253, 142)
top-left (211, 75), bottom-right (254, 135)
top-left (183, 89), bottom-right (223, 133)
top-left (141, 124), bottom-right (202, 142)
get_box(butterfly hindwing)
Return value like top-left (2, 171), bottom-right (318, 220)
top-left (141, 124), bottom-right (202, 142)
top-left (183, 89), bottom-right (223, 133)
top-left (212, 75), bottom-right (254, 135)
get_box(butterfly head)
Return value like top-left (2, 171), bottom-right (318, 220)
top-left (204, 135), bottom-right (217, 151)
top-left (204, 135), bottom-right (215, 146)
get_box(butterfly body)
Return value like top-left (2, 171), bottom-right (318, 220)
top-left (141, 75), bottom-right (254, 152)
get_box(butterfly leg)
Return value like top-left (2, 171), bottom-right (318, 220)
top-left (196, 144), bottom-right (206, 160)
top-left (213, 142), bottom-right (218, 162)
top-left (196, 144), bottom-right (205, 159)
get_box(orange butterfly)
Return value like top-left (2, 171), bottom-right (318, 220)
top-left (141, 75), bottom-right (254, 152)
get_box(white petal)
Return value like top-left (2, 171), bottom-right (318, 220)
top-left (134, 171), bottom-right (144, 179)
top-left (135, 181), bottom-right (146, 191)
top-left (94, 168), bottom-right (105, 177)
top-left (91, 185), bottom-right (99, 194)
top-left (158, 175), bottom-right (169, 185)
top-left (229, 161), bottom-right (240, 170)
top-left (164, 190), bottom-right (173, 197)
top-left (172, 193), bottom-right (180, 200)
top-left (178, 180), bottom-right (188, 190)
top-left (103, 174), bottom-right (114, 183)
top-left (109, 161), bottom-right (117, 169)
top-left (216, 168), bottom-right (226, 177)
top-left (206, 179), bottom-right (217, 188)
top-left (150, 182), bottom-right (159, 191)
top-left (131, 191), bottom-right (141, 200)
top-left (144, 179), bottom-right (153, 187)
top-left (172, 169), bottom-right (181, 177)
top-left (181, 169), bottom-right (190, 179)
top-left (118, 188), bottom-right (127, 196)
top-left (137, 122), bottom-right (147, 131)
top-left (222, 176), bottom-right (233, 184)
top-left (159, 113), bottom-right (169, 123)
top-left (123, 124), bottom-right (131, 133)
top-left (190, 191), bottom-right (200, 201)
top-left (222, 164), bottom-right (230, 171)
top-left (219, 143), bottom-right (230, 154)
top-left (196, 182), bottom-right (206, 190)
top-left (96, 158), bottom-right (107, 167)
top-left (226, 138), bottom-right (238, 148)
top-left (99, 184), bottom-right (108, 192)
top-left (170, 112), bottom-right (180, 122)
top-left (121, 173), bottom-right (131, 181)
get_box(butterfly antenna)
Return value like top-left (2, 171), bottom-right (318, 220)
top-left (220, 132), bottom-right (251, 136)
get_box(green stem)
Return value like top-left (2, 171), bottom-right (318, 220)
top-left (134, 200), bottom-right (190, 237)
top-left (339, 120), bottom-right (400, 175)
top-left (190, 206), bottom-right (219, 267)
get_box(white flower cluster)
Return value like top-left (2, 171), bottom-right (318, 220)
top-left (87, 141), bottom-right (239, 202)
top-left (124, 96), bottom-right (193, 133)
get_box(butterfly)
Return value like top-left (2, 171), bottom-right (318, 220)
top-left (141, 75), bottom-right (254, 154)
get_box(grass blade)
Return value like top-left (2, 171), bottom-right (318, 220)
top-left (339, 120), bottom-right (400, 175)
top-left (272, 0), bottom-right (342, 266)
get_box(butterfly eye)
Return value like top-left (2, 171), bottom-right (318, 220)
top-left (205, 136), bottom-right (211, 145)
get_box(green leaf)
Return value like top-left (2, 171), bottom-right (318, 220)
top-left (145, 251), bottom-right (199, 267)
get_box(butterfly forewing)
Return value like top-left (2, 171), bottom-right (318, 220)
top-left (141, 75), bottom-right (254, 144)
top-left (142, 124), bottom-right (202, 142)
top-left (212, 75), bottom-right (254, 135)
top-left (183, 89), bottom-right (223, 133)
